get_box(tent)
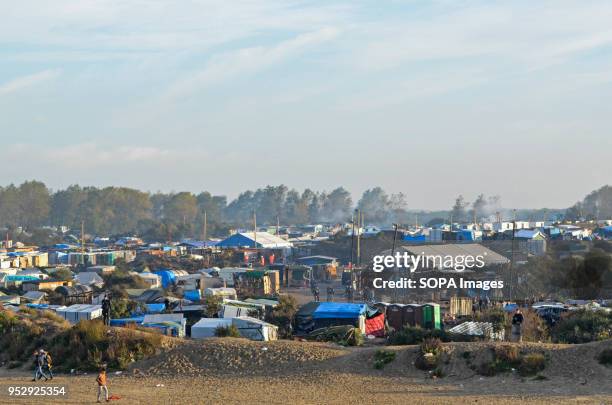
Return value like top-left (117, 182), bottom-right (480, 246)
top-left (364, 307), bottom-right (385, 337)
top-left (191, 318), bottom-right (232, 339)
top-left (153, 269), bottom-right (177, 288)
top-left (294, 301), bottom-right (320, 335)
top-left (232, 316), bottom-right (278, 341)
top-left (312, 302), bottom-right (367, 332)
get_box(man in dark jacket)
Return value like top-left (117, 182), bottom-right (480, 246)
top-left (511, 308), bottom-right (524, 342)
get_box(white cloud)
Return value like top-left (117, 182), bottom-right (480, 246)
top-left (0, 70), bottom-right (60, 95)
top-left (164, 27), bottom-right (339, 99)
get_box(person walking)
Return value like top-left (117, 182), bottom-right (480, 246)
top-left (96, 366), bottom-right (109, 403)
top-left (511, 308), bottom-right (524, 342)
top-left (326, 287), bottom-right (335, 302)
top-left (43, 350), bottom-right (53, 380)
top-left (32, 349), bottom-right (49, 381)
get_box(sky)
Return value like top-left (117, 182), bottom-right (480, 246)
top-left (1, 0), bottom-right (611, 210)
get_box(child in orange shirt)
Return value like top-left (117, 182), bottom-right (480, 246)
top-left (96, 367), bottom-right (109, 403)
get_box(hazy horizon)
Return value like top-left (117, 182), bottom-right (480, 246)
top-left (2, 1), bottom-right (611, 210)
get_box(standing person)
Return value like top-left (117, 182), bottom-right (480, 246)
top-left (101, 296), bottom-right (111, 326)
top-left (326, 287), bottom-right (334, 302)
top-left (511, 308), bottom-right (524, 342)
top-left (478, 297), bottom-right (483, 312)
top-left (314, 286), bottom-right (320, 302)
top-left (96, 366), bottom-right (109, 403)
top-left (43, 350), bottom-right (53, 380)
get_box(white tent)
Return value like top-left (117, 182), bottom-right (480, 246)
top-left (190, 318), bottom-right (232, 339)
top-left (232, 317), bottom-right (278, 342)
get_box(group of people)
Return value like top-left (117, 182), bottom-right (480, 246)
top-left (31, 350), bottom-right (110, 402)
top-left (31, 349), bottom-right (53, 381)
top-left (471, 296), bottom-right (492, 313)
top-left (310, 284), bottom-right (336, 302)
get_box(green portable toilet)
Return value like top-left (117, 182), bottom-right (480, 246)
top-left (421, 303), bottom-right (441, 329)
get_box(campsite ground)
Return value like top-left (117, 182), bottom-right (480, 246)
top-left (1, 339), bottom-right (611, 404)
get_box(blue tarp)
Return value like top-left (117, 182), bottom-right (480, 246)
top-left (403, 235), bottom-right (426, 242)
top-left (146, 303), bottom-right (166, 313)
top-left (154, 269), bottom-right (176, 288)
top-left (312, 302), bottom-right (367, 319)
top-left (217, 233), bottom-right (259, 248)
top-left (26, 303), bottom-right (49, 309)
top-left (110, 317), bottom-right (144, 326)
top-left (5, 275), bottom-right (39, 282)
top-left (183, 290), bottom-right (201, 302)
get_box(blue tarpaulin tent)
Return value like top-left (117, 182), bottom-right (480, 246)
top-left (312, 303), bottom-right (367, 319)
top-left (154, 269), bottom-right (176, 288)
top-left (183, 290), bottom-right (201, 302)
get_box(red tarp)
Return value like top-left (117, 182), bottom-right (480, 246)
top-left (365, 313), bottom-right (385, 337)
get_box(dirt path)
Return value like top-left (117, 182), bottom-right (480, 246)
top-left (0, 339), bottom-right (610, 404)
top-left (0, 373), bottom-right (610, 404)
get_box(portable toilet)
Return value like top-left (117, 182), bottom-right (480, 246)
top-left (386, 304), bottom-right (405, 331)
top-left (402, 304), bottom-right (421, 327)
top-left (421, 303), bottom-right (441, 329)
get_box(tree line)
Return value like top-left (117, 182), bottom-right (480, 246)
top-left (0, 182), bottom-right (409, 238)
top-left (1, 181), bottom-right (608, 239)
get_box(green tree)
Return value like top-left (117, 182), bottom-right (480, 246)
top-left (18, 181), bottom-right (51, 229)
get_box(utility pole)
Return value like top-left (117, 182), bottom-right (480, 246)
top-left (510, 214), bottom-right (517, 301)
top-left (350, 212), bottom-right (355, 268)
top-left (356, 209), bottom-right (361, 267)
top-left (203, 211), bottom-right (207, 241)
top-left (391, 223), bottom-right (399, 302)
top-left (81, 220), bottom-right (85, 266)
top-left (276, 216), bottom-right (280, 236)
top-left (253, 211), bottom-right (257, 248)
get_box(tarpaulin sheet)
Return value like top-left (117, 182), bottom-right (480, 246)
top-left (365, 313), bottom-right (385, 337)
top-left (312, 302), bottom-right (366, 319)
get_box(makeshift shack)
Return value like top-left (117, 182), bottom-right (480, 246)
top-left (312, 302), bottom-right (367, 333)
top-left (56, 304), bottom-right (102, 324)
top-left (294, 301), bottom-right (320, 335)
top-left (449, 296), bottom-right (472, 317)
top-left (204, 287), bottom-right (237, 300)
top-left (142, 313), bottom-right (186, 337)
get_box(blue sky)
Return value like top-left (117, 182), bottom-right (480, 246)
top-left (1, 0), bottom-right (611, 209)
